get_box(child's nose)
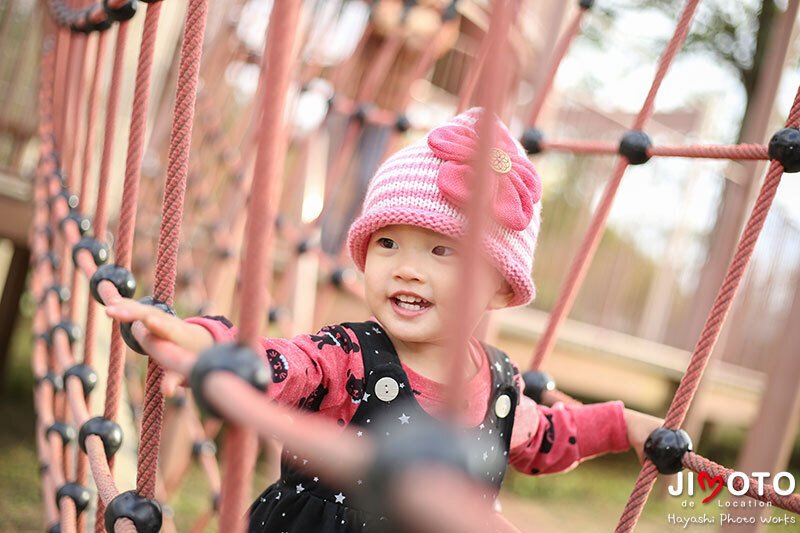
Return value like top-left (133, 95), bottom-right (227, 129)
top-left (393, 258), bottom-right (425, 282)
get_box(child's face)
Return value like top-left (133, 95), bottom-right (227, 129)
top-left (363, 224), bottom-right (512, 346)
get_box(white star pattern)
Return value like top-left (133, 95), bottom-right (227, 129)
top-left (363, 392), bottom-right (370, 402)
top-left (372, 326), bottom-right (381, 333)
top-left (494, 362), bottom-right (502, 372)
top-left (313, 477), bottom-right (319, 482)
top-left (334, 492), bottom-right (346, 503)
top-left (365, 331), bottom-right (371, 335)
top-left (357, 431), bottom-right (363, 437)
top-left (398, 413), bottom-right (410, 424)
top-left (483, 452), bottom-right (489, 462)
top-left (357, 479), bottom-right (363, 485)
top-left (296, 484), bottom-right (304, 493)
top-left (399, 383), bottom-right (405, 388)
top-left (479, 423), bottom-right (485, 430)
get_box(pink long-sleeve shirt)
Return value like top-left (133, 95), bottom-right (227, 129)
top-left (187, 315), bottom-right (630, 475)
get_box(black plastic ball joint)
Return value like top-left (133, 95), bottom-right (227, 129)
top-left (46, 422), bottom-right (76, 445)
top-left (520, 127), bottom-right (544, 155)
top-left (51, 320), bottom-right (83, 345)
top-left (395, 114), bottom-right (411, 133)
top-left (579, 0), bottom-right (595, 9)
top-left (79, 417), bottom-right (123, 459)
top-left (521, 370), bottom-right (556, 404)
top-left (267, 307), bottom-right (285, 324)
top-left (38, 251), bottom-right (61, 270)
top-left (49, 188), bottom-right (79, 211)
top-left (619, 130), bottom-right (653, 165)
top-left (102, 0), bottom-right (138, 22)
top-left (330, 267), bottom-right (356, 289)
top-left (644, 427), bottom-right (693, 475)
top-left (105, 490), bottom-right (162, 533)
top-left (64, 363), bottom-right (98, 397)
top-left (352, 104), bottom-right (372, 125)
top-left (72, 237), bottom-right (110, 267)
top-left (362, 407), bottom-right (504, 521)
top-left (38, 371), bottom-right (64, 392)
top-left (296, 239), bottom-right (314, 254)
top-left (119, 296), bottom-right (176, 354)
top-left (41, 284), bottom-right (71, 304)
top-left (189, 343), bottom-right (270, 418)
top-left (90, 264), bottom-right (137, 304)
top-left (59, 211), bottom-right (92, 236)
top-left (56, 483), bottom-right (92, 514)
top-left (768, 127), bottom-right (800, 173)
top-left (47, 522), bottom-right (61, 533)
top-left (441, 0), bottom-right (459, 21)
top-left (191, 440), bottom-right (217, 458)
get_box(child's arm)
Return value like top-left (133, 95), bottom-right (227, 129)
top-left (508, 378), bottom-right (662, 475)
top-left (105, 299), bottom-right (366, 414)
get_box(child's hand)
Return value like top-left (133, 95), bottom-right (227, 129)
top-left (622, 408), bottom-right (664, 464)
top-left (105, 298), bottom-right (215, 394)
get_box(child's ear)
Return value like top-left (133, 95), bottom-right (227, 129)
top-left (487, 280), bottom-right (514, 310)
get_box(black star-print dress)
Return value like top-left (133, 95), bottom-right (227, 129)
top-left (247, 321), bottom-right (518, 532)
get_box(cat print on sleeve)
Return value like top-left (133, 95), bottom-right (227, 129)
top-left (265, 348), bottom-right (289, 383)
top-left (309, 325), bottom-right (361, 354)
top-left (345, 370), bottom-right (365, 403)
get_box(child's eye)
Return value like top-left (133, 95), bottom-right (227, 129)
top-left (432, 245), bottom-right (456, 257)
top-left (377, 237), bottom-right (397, 249)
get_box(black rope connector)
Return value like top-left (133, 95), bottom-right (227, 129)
top-left (296, 238), bottom-right (314, 254)
top-left (619, 130), bottom-right (652, 165)
top-left (768, 127), bottom-right (800, 173)
top-left (352, 103), bottom-right (373, 125)
top-left (47, 522), bottom-right (61, 533)
top-left (189, 343), bottom-right (270, 418)
top-left (395, 114), bottom-right (412, 133)
top-left (37, 371), bottom-right (64, 391)
top-left (520, 127), bottom-right (544, 155)
top-left (579, 0), bottom-right (595, 9)
top-left (56, 483), bottom-right (92, 515)
top-left (59, 211), bottom-right (92, 236)
top-left (70, 6), bottom-right (112, 33)
top-left (90, 264), bottom-right (137, 304)
top-left (51, 320), bottom-right (83, 345)
top-left (644, 427), bottom-right (693, 475)
top-left (191, 439), bottom-right (217, 458)
top-left (104, 490), bottom-right (163, 533)
top-left (38, 251), bottom-right (61, 270)
top-left (41, 284), bottom-right (71, 304)
top-left (521, 370), bottom-right (556, 404)
top-left (330, 267), bottom-right (356, 289)
top-left (441, 0), bottom-right (459, 21)
top-left (35, 330), bottom-right (52, 347)
top-left (64, 363), bottom-right (98, 397)
top-left (362, 407), bottom-right (503, 522)
top-left (48, 188), bottom-right (79, 211)
top-left (102, 0), bottom-right (138, 22)
top-left (267, 307), bottom-right (285, 324)
top-left (46, 422), bottom-right (76, 445)
top-left (79, 416), bottom-right (123, 458)
top-left (119, 296), bottom-right (176, 354)
top-left (72, 237), bottom-right (110, 267)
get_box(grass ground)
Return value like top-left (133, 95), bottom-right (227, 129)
top-left (2, 314), bottom-right (797, 532)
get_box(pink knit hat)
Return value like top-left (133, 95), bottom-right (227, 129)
top-left (347, 107), bottom-right (542, 307)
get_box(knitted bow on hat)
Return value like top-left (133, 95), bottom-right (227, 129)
top-left (427, 116), bottom-right (542, 231)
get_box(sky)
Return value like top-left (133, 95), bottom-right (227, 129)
top-left (556, 0), bottom-right (800, 226)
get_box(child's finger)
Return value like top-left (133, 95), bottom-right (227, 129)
top-left (105, 297), bottom-right (162, 322)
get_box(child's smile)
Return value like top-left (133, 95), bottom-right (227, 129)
top-left (389, 290), bottom-right (433, 317)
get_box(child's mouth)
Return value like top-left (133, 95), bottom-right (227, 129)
top-left (389, 294), bottom-right (433, 317)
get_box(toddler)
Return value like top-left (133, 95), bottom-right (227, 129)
top-left (106, 108), bottom-right (661, 532)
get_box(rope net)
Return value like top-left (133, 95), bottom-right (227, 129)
top-left (25, 0), bottom-right (800, 531)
